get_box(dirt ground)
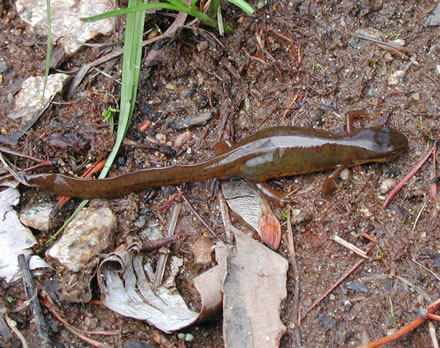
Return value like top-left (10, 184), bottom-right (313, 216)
top-left (1, 0), bottom-right (439, 347)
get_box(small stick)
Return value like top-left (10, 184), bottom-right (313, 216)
top-left (429, 321), bottom-right (439, 348)
top-left (40, 298), bottom-right (118, 336)
top-left (360, 232), bottom-right (378, 244)
top-left (384, 145), bottom-right (435, 208)
top-left (217, 189), bottom-right (232, 243)
top-left (287, 207), bottom-right (302, 347)
top-left (159, 192), bottom-right (184, 212)
top-left (332, 235), bottom-right (369, 259)
top-left (412, 197), bottom-right (427, 231)
top-left (428, 313), bottom-right (440, 321)
top-left (0, 145), bottom-right (53, 164)
top-left (18, 254), bottom-right (51, 348)
top-left (3, 313), bottom-right (29, 348)
top-left (141, 235), bottom-right (186, 252)
top-left (431, 141), bottom-right (438, 200)
top-left (411, 259), bottom-right (440, 281)
top-left (358, 299), bottom-right (440, 348)
top-left (153, 203), bottom-right (181, 289)
top-left (267, 26), bottom-right (302, 68)
top-left (0, 162), bottom-right (53, 182)
top-left (346, 31), bottom-right (412, 59)
top-left (302, 243), bottom-right (375, 320)
top-left (282, 92), bottom-right (300, 119)
top-left (181, 193), bottom-right (220, 240)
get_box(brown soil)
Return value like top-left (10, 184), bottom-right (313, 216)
top-left (1, 0), bottom-right (439, 347)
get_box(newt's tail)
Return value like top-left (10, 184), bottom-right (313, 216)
top-left (23, 154), bottom-right (236, 199)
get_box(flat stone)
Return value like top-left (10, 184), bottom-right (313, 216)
top-left (8, 73), bottom-right (69, 124)
top-left (47, 201), bottom-right (116, 272)
top-left (191, 237), bottom-right (214, 265)
top-left (20, 202), bottom-right (54, 232)
top-left (16, 0), bottom-right (117, 55)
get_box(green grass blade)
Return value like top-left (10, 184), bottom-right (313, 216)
top-left (41, 0), bottom-right (52, 104)
top-left (81, 1), bottom-right (233, 33)
top-left (81, 3), bottom-right (181, 22)
top-left (227, 0), bottom-right (254, 14)
top-left (99, 0), bottom-right (147, 178)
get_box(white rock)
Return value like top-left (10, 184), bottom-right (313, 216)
top-left (8, 74), bottom-right (69, 124)
top-left (20, 202), bottom-right (54, 232)
top-left (16, 0), bottom-right (117, 55)
top-left (380, 178), bottom-right (397, 194)
top-left (387, 70), bottom-right (405, 86)
top-left (0, 188), bottom-right (49, 283)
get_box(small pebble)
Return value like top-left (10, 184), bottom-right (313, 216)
top-left (155, 133), bottom-right (166, 143)
top-left (174, 130), bottom-right (193, 148)
top-left (380, 178), bottom-right (397, 194)
top-left (360, 206), bottom-right (372, 218)
top-left (20, 202), bottom-right (54, 232)
top-left (388, 39), bottom-right (405, 47)
top-left (411, 92), bottom-right (420, 101)
top-left (191, 237), bottom-right (214, 265)
top-left (383, 52), bottom-right (393, 62)
top-left (339, 168), bottom-right (350, 181)
top-left (0, 60), bottom-right (8, 73)
top-left (290, 209), bottom-right (307, 225)
top-left (387, 70), bottom-right (405, 86)
top-left (165, 82), bottom-right (176, 90)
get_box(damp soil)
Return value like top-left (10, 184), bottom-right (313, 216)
top-left (1, 0), bottom-right (440, 347)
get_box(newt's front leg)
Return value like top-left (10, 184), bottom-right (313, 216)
top-left (322, 164), bottom-right (348, 198)
top-left (255, 182), bottom-right (295, 204)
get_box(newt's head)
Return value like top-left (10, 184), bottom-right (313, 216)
top-left (354, 127), bottom-right (408, 163)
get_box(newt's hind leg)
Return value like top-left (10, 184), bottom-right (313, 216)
top-left (322, 164), bottom-right (348, 197)
top-left (255, 182), bottom-right (295, 204)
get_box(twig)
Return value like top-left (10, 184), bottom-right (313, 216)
top-left (429, 321), bottom-right (439, 348)
top-left (68, 10), bottom-right (188, 98)
top-left (302, 243), bottom-right (375, 320)
top-left (181, 193), bottom-right (220, 240)
top-left (358, 298), bottom-right (440, 348)
top-left (331, 235), bottom-right (369, 259)
top-left (153, 202), bottom-right (181, 289)
top-left (394, 275), bottom-right (432, 302)
top-left (428, 313), bottom-right (440, 321)
top-left (282, 92), bottom-right (300, 119)
top-left (18, 254), bottom-right (51, 348)
top-left (287, 207), bottom-right (302, 347)
top-left (384, 145), bottom-right (435, 208)
top-left (217, 189), bottom-right (232, 243)
top-left (0, 161), bottom-right (53, 182)
top-left (3, 313), bottom-right (29, 348)
top-left (40, 298), bottom-right (118, 336)
top-left (412, 197), bottom-right (427, 231)
top-left (141, 235), bottom-right (186, 252)
top-left (346, 31), bottom-right (411, 60)
top-left (159, 191), bottom-right (184, 211)
top-left (0, 145), bottom-right (53, 164)
top-left (0, 153), bottom-right (28, 185)
top-left (411, 259), bottom-right (440, 281)
top-left (431, 140), bottom-right (438, 200)
top-left (267, 26), bottom-right (302, 68)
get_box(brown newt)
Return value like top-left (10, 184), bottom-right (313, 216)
top-left (22, 113), bottom-right (408, 203)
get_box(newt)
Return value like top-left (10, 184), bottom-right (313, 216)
top-left (22, 111), bottom-right (408, 203)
